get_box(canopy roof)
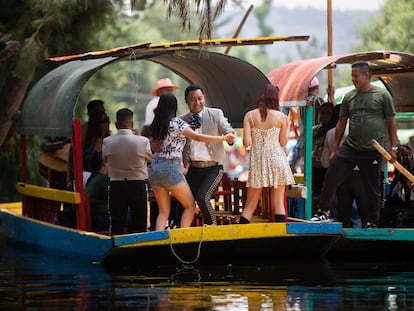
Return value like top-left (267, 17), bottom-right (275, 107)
top-left (19, 36), bottom-right (309, 136)
top-left (267, 50), bottom-right (414, 111)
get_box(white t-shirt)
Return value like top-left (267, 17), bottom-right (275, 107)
top-left (144, 96), bottom-right (160, 125)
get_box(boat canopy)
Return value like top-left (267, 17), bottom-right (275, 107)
top-left (18, 36), bottom-right (309, 137)
top-left (267, 50), bottom-right (414, 111)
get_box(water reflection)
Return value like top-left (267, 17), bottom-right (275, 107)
top-left (1, 234), bottom-right (414, 310)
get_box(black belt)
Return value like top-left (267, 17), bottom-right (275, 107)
top-left (190, 161), bottom-right (219, 168)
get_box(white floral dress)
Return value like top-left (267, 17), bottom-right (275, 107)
top-left (247, 115), bottom-right (294, 188)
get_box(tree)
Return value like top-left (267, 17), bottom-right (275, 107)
top-left (0, 0), bottom-right (117, 147)
top-left (0, 0), bottom-right (263, 201)
top-left (0, 0), bottom-right (118, 201)
top-left (253, 0), bottom-right (273, 55)
top-left (353, 0), bottom-right (414, 53)
top-left (0, 0), bottom-right (240, 149)
top-left (164, 0), bottom-right (229, 40)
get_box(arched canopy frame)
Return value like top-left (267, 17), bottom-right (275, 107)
top-left (19, 36), bottom-right (311, 136)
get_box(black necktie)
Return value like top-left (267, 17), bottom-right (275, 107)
top-left (189, 114), bottom-right (201, 130)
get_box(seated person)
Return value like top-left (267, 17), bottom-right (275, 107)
top-left (39, 136), bottom-right (71, 190)
top-left (85, 152), bottom-right (110, 232)
top-left (384, 144), bottom-right (414, 227)
top-left (312, 103), bottom-right (334, 210)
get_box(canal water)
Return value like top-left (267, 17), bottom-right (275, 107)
top-left (1, 233), bottom-right (414, 310)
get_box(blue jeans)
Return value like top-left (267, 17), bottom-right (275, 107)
top-left (149, 158), bottom-right (185, 189)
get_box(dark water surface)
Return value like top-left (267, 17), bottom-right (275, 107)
top-left (1, 234), bottom-right (414, 310)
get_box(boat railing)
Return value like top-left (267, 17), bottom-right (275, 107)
top-left (15, 174), bottom-right (307, 229)
top-left (15, 182), bottom-right (91, 229)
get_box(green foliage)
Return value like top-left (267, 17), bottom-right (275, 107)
top-left (0, 0), bottom-right (290, 201)
top-left (77, 1), bottom-right (200, 130)
top-left (354, 0), bottom-right (414, 53)
top-left (254, 0), bottom-right (273, 38)
top-left (0, 0), bottom-right (117, 83)
top-left (0, 135), bottom-right (44, 203)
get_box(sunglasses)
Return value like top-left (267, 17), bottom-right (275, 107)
top-left (99, 117), bottom-right (110, 124)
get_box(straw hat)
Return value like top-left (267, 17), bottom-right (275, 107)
top-left (151, 78), bottom-right (179, 96)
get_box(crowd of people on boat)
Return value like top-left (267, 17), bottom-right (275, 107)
top-left (38, 60), bottom-right (414, 234)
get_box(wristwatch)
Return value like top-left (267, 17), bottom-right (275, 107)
top-left (391, 146), bottom-right (399, 152)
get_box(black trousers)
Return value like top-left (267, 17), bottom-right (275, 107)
top-left (319, 144), bottom-right (382, 226)
top-left (336, 170), bottom-right (368, 228)
top-left (108, 180), bottom-right (147, 235)
top-left (186, 164), bottom-right (223, 225)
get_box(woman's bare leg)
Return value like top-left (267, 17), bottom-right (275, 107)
top-left (271, 185), bottom-right (286, 216)
top-left (153, 186), bottom-right (171, 231)
top-left (169, 181), bottom-right (196, 228)
top-left (240, 187), bottom-right (262, 221)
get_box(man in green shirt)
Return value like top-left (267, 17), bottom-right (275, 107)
top-left (312, 61), bottom-right (398, 228)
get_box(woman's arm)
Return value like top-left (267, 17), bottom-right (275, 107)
top-left (183, 126), bottom-right (234, 143)
top-left (279, 114), bottom-right (290, 147)
top-left (243, 112), bottom-right (251, 148)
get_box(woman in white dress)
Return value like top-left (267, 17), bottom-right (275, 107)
top-left (239, 84), bottom-right (295, 223)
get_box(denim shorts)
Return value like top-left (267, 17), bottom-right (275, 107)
top-left (148, 158), bottom-right (186, 189)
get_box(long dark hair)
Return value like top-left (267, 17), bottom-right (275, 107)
top-left (83, 111), bottom-right (109, 150)
top-left (256, 84), bottom-right (280, 122)
top-left (149, 92), bottom-right (178, 140)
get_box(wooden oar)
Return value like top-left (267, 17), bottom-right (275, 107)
top-left (372, 139), bottom-right (414, 183)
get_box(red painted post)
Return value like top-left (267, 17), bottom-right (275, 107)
top-left (72, 119), bottom-right (90, 231)
top-left (20, 135), bottom-right (27, 183)
top-left (20, 135), bottom-right (28, 215)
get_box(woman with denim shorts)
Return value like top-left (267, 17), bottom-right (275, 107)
top-left (148, 93), bottom-right (234, 231)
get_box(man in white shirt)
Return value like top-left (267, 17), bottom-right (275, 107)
top-left (144, 78), bottom-right (179, 125)
top-left (180, 84), bottom-right (236, 225)
top-left (102, 108), bottom-right (152, 235)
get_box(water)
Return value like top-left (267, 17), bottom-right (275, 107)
top-left (1, 234), bottom-right (414, 310)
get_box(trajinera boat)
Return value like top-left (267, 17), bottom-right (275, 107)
top-left (1, 37), bottom-right (414, 265)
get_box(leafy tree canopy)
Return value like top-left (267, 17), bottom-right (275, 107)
top-left (353, 0), bottom-right (414, 53)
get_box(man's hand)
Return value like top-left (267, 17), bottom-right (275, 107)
top-left (224, 132), bottom-right (236, 144)
top-left (389, 149), bottom-right (398, 163)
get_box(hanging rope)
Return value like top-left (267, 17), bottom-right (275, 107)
top-left (168, 224), bottom-right (206, 265)
top-left (128, 50), bottom-right (141, 107)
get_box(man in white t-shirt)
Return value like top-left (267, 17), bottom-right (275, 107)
top-left (144, 78), bottom-right (179, 125)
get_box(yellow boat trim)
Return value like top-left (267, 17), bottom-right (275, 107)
top-left (149, 36), bottom-right (299, 47)
top-left (0, 201), bottom-right (22, 214)
top-left (16, 182), bottom-right (81, 204)
top-left (48, 35), bottom-right (309, 62)
top-left (119, 223), bottom-right (291, 249)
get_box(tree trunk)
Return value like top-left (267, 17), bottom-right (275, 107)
top-left (0, 75), bottom-right (31, 147)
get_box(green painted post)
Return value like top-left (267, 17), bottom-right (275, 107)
top-left (304, 103), bottom-right (313, 220)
